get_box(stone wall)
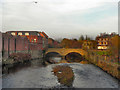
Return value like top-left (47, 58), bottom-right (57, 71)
top-left (86, 50), bottom-right (120, 79)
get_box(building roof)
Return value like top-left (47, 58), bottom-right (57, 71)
top-left (6, 31), bottom-right (40, 35)
top-left (6, 31), bottom-right (49, 39)
top-left (96, 33), bottom-right (118, 39)
top-left (39, 32), bottom-right (48, 38)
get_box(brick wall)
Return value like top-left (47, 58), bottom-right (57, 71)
top-left (2, 33), bottom-right (46, 60)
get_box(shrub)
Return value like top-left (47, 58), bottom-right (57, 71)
top-left (9, 53), bottom-right (31, 62)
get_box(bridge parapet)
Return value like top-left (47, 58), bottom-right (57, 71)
top-left (45, 48), bottom-right (87, 56)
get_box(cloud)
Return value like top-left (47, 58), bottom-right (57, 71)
top-left (1, 0), bottom-right (118, 39)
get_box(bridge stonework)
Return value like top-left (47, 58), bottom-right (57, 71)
top-left (45, 48), bottom-right (87, 57)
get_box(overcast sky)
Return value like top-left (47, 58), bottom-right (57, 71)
top-left (0, 0), bottom-right (119, 39)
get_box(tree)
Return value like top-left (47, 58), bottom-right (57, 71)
top-left (85, 35), bottom-right (91, 40)
top-left (60, 38), bottom-right (82, 48)
top-left (61, 38), bottom-right (71, 48)
top-left (110, 35), bottom-right (120, 54)
top-left (79, 35), bottom-right (84, 41)
top-left (72, 38), bottom-right (78, 41)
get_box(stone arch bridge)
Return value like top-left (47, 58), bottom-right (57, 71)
top-left (45, 48), bottom-right (87, 58)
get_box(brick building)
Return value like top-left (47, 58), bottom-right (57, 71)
top-left (48, 38), bottom-right (60, 48)
top-left (6, 31), bottom-right (48, 50)
top-left (6, 31), bottom-right (41, 43)
top-left (96, 32), bottom-right (117, 50)
top-left (39, 32), bottom-right (48, 49)
top-left (1, 31), bottom-right (48, 59)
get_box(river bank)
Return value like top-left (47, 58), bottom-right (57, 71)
top-left (86, 50), bottom-right (120, 80)
top-left (2, 61), bottom-right (119, 88)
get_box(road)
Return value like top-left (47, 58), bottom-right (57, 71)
top-left (2, 60), bottom-right (119, 88)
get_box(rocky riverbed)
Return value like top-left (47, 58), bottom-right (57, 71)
top-left (2, 61), bottom-right (119, 88)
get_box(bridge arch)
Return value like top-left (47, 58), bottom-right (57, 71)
top-left (45, 48), bottom-right (87, 63)
top-left (45, 52), bottom-right (62, 62)
top-left (65, 52), bottom-right (85, 62)
top-left (45, 48), bottom-right (87, 57)
top-left (45, 52), bottom-right (61, 57)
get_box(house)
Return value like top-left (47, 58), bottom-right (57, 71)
top-left (82, 40), bottom-right (97, 49)
top-left (96, 32), bottom-right (117, 50)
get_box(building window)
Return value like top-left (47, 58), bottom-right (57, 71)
top-left (38, 33), bottom-right (40, 36)
top-left (101, 42), bottom-right (103, 45)
top-left (106, 38), bottom-right (108, 40)
top-left (99, 42), bottom-right (102, 45)
top-left (18, 32), bottom-right (22, 35)
top-left (34, 39), bottom-right (37, 42)
top-left (106, 42), bottom-right (108, 45)
top-left (11, 32), bottom-right (16, 35)
top-left (25, 33), bottom-right (29, 36)
top-left (103, 42), bottom-right (105, 45)
top-left (98, 46), bottom-right (102, 49)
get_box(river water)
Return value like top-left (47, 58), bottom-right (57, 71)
top-left (2, 58), bottom-right (120, 88)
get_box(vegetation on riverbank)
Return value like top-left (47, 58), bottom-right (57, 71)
top-left (52, 65), bottom-right (74, 87)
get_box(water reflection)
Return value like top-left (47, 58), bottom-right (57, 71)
top-left (3, 59), bottom-right (44, 74)
top-left (50, 57), bottom-right (62, 63)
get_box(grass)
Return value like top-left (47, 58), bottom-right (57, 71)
top-left (96, 51), bottom-right (111, 56)
top-left (52, 65), bottom-right (74, 87)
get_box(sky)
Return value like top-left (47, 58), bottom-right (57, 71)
top-left (0, 0), bottom-right (119, 39)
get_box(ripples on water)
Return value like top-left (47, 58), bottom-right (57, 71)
top-left (2, 57), bottom-right (120, 88)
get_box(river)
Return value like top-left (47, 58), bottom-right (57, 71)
top-left (2, 58), bottom-right (120, 88)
